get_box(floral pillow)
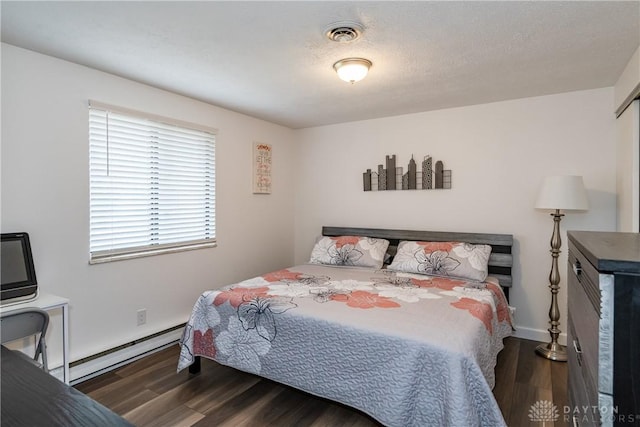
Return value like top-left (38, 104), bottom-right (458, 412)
top-left (309, 236), bottom-right (390, 269)
top-left (387, 241), bottom-right (492, 282)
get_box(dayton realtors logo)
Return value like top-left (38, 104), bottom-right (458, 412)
top-left (529, 400), bottom-right (639, 424)
top-left (528, 400), bottom-right (560, 424)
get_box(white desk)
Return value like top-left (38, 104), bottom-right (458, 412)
top-left (0, 293), bottom-right (70, 384)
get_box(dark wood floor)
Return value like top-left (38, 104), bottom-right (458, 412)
top-left (75, 337), bottom-right (568, 426)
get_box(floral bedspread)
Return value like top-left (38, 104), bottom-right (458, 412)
top-left (178, 264), bottom-right (513, 427)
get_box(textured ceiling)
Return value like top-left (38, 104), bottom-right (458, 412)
top-left (2, 1), bottom-right (639, 129)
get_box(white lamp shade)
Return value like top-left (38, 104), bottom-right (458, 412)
top-left (535, 175), bottom-right (589, 211)
top-left (333, 58), bottom-right (371, 83)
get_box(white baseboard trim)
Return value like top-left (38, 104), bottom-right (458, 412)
top-left (69, 327), bottom-right (183, 385)
top-left (513, 325), bottom-right (567, 346)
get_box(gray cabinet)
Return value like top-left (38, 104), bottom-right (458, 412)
top-left (567, 231), bottom-right (640, 427)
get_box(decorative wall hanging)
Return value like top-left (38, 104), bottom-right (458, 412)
top-left (253, 142), bottom-right (272, 194)
top-left (363, 154), bottom-right (452, 191)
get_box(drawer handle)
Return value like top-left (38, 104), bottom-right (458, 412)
top-left (572, 261), bottom-right (582, 280)
top-left (573, 339), bottom-right (582, 366)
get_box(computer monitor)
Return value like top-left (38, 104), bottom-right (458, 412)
top-left (1, 232), bottom-right (38, 305)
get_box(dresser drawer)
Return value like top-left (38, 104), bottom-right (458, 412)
top-left (568, 315), bottom-right (600, 426)
top-left (567, 249), bottom-right (600, 413)
top-left (568, 248), bottom-right (600, 315)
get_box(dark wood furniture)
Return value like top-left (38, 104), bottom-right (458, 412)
top-left (567, 230), bottom-right (640, 426)
top-left (1, 345), bottom-right (133, 426)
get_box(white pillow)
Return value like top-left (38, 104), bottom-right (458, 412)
top-left (309, 236), bottom-right (390, 269)
top-left (387, 241), bottom-right (491, 282)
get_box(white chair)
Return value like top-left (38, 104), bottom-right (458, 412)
top-left (1, 307), bottom-right (49, 372)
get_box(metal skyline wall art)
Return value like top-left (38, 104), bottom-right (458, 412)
top-left (363, 154), bottom-right (452, 191)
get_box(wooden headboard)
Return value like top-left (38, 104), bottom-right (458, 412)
top-left (322, 226), bottom-right (514, 298)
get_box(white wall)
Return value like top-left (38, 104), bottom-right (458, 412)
top-left (1, 44), bottom-right (297, 365)
top-left (293, 88), bottom-right (617, 343)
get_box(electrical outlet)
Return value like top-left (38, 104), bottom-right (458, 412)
top-left (137, 309), bottom-right (147, 326)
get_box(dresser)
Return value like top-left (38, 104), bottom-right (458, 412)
top-left (567, 231), bottom-right (640, 427)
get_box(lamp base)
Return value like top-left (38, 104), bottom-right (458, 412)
top-left (535, 342), bottom-right (567, 362)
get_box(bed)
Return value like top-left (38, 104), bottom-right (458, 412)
top-left (177, 226), bottom-right (514, 426)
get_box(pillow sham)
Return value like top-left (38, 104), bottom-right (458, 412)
top-left (309, 236), bottom-right (390, 269)
top-left (387, 241), bottom-right (492, 282)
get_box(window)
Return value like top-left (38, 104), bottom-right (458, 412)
top-left (89, 101), bottom-right (216, 263)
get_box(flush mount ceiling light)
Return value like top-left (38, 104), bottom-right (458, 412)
top-left (333, 58), bottom-right (372, 84)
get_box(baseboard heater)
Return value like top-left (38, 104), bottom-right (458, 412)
top-left (69, 323), bottom-right (185, 385)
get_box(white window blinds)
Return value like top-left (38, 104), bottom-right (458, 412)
top-left (89, 101), bottom-right (216, 263)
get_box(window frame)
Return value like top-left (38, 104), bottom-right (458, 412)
top-left (88, 100), bottom-right (217, 264)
